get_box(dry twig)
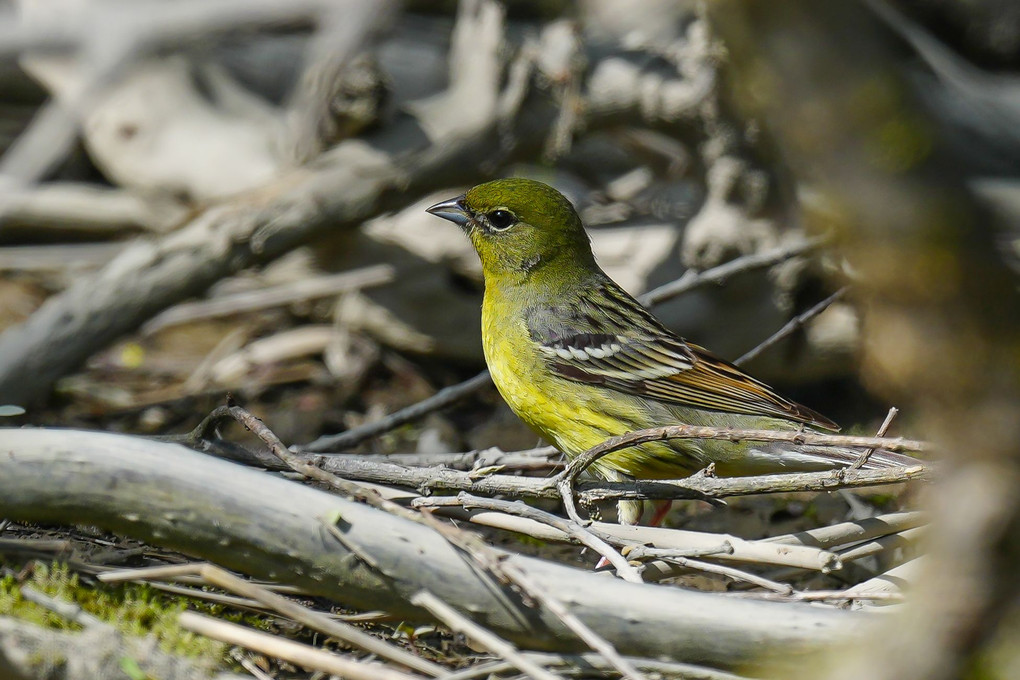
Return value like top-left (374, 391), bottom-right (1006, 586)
top-left (99, 562), bottom-right (445, 677)
top-left (179, 611), bottom-right (425, 680)
top-left (298, 370), bottom-right (493, 453)
top-left (553, 424), bottom-right (927, 524)
top-left (850, 407), bottom-right (901, 471)
top-left (638, 237), bottom-right (826, 306)
top-left (500, 562), bottom-right (649, 680)
top-left (413, 493), bottom-right (642, 583)
top-left (735, 286), bottom-right (849, 365)
top-left (410, 590), bottom-right (561, 680)
top-left (0, 427), bottom-right (866, 664)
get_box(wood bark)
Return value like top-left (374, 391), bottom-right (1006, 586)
top-left (0, 427), bottom-right (866, 668)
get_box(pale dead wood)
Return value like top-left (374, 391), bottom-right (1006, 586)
top-left (139, 582), bottom-right (267, 613)
top-left (730, 591), bottom-right (905, 604)
top-left (638, 237), bottom-right (826, 306)
top-left (767, 511), bottom-right (927, 549)
top-left (299, 446), bottom-right (926, 505)
top-left (141, 265), bottom-right (395, 335)
top-left (836, 527), bottom-right (925, 564)
top-left (554, 424), bottom-right (927, 523)
top-left (1, 0), bottom-right (348, 187)
top-left (0, 183), bottom-right (179, 234)
top-left (0, 0), bottom-right (722, 406)
top-left (410, 590), bottom-right (561, 680)
top-left (500, 562), bottom-right (650, 680)
top-left (424, 504), bottom-right (839, 571)
top-left (413, 493), bottom-right (642, 583)
top-left (519, 652), bottom-right (754, 680)
top-left (636, 555), bottom-right (795, 593)
top-left (0, 427), bottom-right (869, 665)
top-left (178, 611), bottom-right (425, 680)
top-left (98, 562), bottom-right (445, 677)
top-left (0, 243), bottom-right (125, 273)
top-left (841, 557), bottom-right (927, 600)
top-left (0, 537), bottom-right (73, 558)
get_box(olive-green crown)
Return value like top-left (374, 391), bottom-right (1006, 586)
top-left (464, 178), bottom-right (583, 233)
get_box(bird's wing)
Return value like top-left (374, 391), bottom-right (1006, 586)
top-left (528, 282), bottom-right (839, 431)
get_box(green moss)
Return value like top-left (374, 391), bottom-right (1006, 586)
top-left (513, 533), bottom-right (548, 549)
top-left (0, 562), bottom-right (228, 661)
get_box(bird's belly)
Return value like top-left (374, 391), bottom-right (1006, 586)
top-left (484, 337), bottom-right (704, 479)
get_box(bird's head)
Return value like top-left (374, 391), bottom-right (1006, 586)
top-left (426, 178), bottom-right (595, 283)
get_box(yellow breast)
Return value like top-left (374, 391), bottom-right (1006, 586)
top-left (480, 289), bottom-right (693, 479)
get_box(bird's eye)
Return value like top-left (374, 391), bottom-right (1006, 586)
top-left (486, 210), bottom-right (515, 231)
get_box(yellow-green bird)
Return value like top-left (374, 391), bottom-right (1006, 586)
top-left (427, 178), bottom-right (916, 526)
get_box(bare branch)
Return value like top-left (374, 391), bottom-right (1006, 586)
top-left (638, 237), bottom-right (826, 306)
top-left (735, 286), bottom-right (849, 366)
top-left (179, 611), bottom-right (425, 680)
top-left (0, 427), bottom-right (872, 665)
top-left (413, 493), bottom-right (642, 584)
top-left (297, 370), bottom-right (493, 453)
top-left (101, 563), bottom-right (444, 677)
top-left (410, 590), bottom-right (561, 680)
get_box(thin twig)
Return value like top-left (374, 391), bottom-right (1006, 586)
top-left (724, 590), bottom-right (905, 603)
top-left (553, 423), bottom-right (927, 523)
top-left (141, 265), bottom-right (395, 335)
top-left (0, 537), bottom-right (73, 557)
top-left (636, 557), bottom-right (794, 593)
top-left (638, 237), bottom-right (826, 306)
top-left (296, 370), bottom-right (493, 453)
top-left (735, 286), bottom-right (849, 366)
top-left (143, 582), bottom-right (266, 612)
top-left (410, 590), bottom-right (561, 680)
top-left (413, 493), bottom-right (643, 583)
top-left (179, 611), bottom-right (426, 680)
top-left (457, 653), bottom-right (758, 680)
top-left (836, 526), bottom-right (925, 563)
top-left (99, 562), bottom-right (445, 675)
top-left (621, 543), bottom-right (735, 561)
top-left (500, 562), bottom-right (649, 680)
top-left (422, 499), bottom-right (840, 571)
top-left (850, 407), bottom-right (900, 470)
top-left (290, 451), bottom-right (928, 504)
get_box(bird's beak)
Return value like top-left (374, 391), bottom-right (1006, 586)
top-left (425, 194), bottom-right (471, 228)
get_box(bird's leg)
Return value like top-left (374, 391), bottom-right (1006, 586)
top-left (595, 499), bottom-right (674, 570)
top-left (648, 499), bottom-right (673, 527)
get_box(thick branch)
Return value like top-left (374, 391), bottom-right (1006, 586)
top-left (0, 19), bottom-right (716, 406)
top-left (0, 427), bottom-right (866, 667)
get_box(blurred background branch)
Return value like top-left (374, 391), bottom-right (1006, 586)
top-left (0, 0), bottom-right (1018, 678)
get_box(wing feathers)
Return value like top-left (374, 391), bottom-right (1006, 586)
top-left (531, 281), bottom-right (839, 431)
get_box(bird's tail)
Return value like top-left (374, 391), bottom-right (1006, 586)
top-left (789, 444), bottom-right (925, 470)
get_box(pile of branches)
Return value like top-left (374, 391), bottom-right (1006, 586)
top-left (2, 0), bottom-right (1019, 679)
